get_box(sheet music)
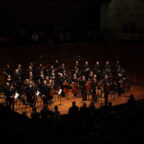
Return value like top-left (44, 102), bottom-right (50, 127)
top-left (58, 89), bottom-right (62, 95)
top-left (14, 92), bottom-right (19, 99)
top-left (36, 90), bottom-right (40, 96)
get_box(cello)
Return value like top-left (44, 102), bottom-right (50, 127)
top-left (86, 79), bottom-right (92, 99)
top-left (72, 81), bottom-right (78, 97)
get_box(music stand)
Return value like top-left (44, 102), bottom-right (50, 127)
top-left (14, 92), bottom-right (19, 100)
top-left (14, 92), bottom-right (20, 111)
top-left (35, 90), bottom-right (40, 107)
top-left (58, 88), bottom-right (63, 106)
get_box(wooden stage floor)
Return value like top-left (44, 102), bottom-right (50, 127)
top-left (0, 84), bottom-right (144, 118)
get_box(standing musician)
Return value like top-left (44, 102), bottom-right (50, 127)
top-left (121, 69), bottom-right (129, 90)
top-left (91, 77), bottom-right (98, 101)
top-left (3, 64), bottom-right (12, 79)
top-left (114, 61), bottom-right (121, 73)
top-left (93, 61), bottom-right (101, 76)
top-left (17, 64), bottom-right (23, 75)
top-left (74, 60), bottom-right (80, 70)
top-left (13, 69), bottom-right (22, 90)
top-left (86, 79), bottom-right (92, 99)
top-left (40, 80), bottom-right (53, 105)
top-left (83, 61), bottom-right (90, 78)
top-left (5, 85), bottom-right (16, 111)
top-left (103, 74), bottom-right (111, 106)
top-left (25, 83), bottom-right (36, 108)
top-left (79, 76), bottom-right (87, 101)
top-left (6, 75), bottom-right (13, 84)
top-left (116, 72), bottom-right (125, 96)
top-left (37, 64), bottom-right (44, 75)
top-left (104, 61), bottom-right (111, 71)
top-left (58, 63), bottom-right (65, 74)
top-left (54, 59), bottom-right (60, 73)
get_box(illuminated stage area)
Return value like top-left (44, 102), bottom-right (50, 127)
top-left (0, 84), bottom-right (143, 118)
top-left (0, 43), bottom-right (144, 118)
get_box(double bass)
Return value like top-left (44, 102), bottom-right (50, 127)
top-left (72, 81), bottom-right (78, 96)
top-left (63, 80), bottom-right (69, 95)
top-left (86, 79), bottom-right (92, 95)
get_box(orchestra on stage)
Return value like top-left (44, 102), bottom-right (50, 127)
top-left (1, 58), bottom-right (130, 111)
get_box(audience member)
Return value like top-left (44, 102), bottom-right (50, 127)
top-left (68, 101), bottom-right (79, 117)
top-left (53, 105), bottom-right (60, 119)
top-left (31, 107), bottom-right (40, 119)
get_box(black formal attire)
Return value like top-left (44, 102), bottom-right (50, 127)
top-left (5, 87), bottom-right (15, 111)
top-left (80, 80), bottom-right (87, 101)
top-left (103, 78), bottom-right (110, 106)
top-left (25, 86), bottom-right (36, 107)
top-left (83, 64), bottom-right (90, 78)
top-left (91, 80), bottom-right (98, 101)
top-left (93, 64), bottom-right (101, 75)
top-left (41, 85), bottom-right (52, 104)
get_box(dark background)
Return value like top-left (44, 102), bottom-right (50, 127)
top-left (0, 0), bottom-right (102, 24)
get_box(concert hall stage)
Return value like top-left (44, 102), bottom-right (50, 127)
top-left (0, 84), bottom-right (144, 118)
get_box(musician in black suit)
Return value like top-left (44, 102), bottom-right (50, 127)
top-left (3, 64), bottom-right (12, 78)
top-left (54, 59), bottom-right (60, 73)
top-left (5, 85), bottom-right (15, 111)
top-left (13, 69), bottom-right (22, 88)
top-left (41, 80), bottom-right (52, 104)
top-left (80, 76), bottom-right (87, 101)
top-left (104, 61), bottom-right (111, 71)
top-left (103, 75), bottom-right (110, 106)
top-left (25, 84), bottom-right (36, 108)
top-left (91, 77), bottom-right (98, 101)
top-left (74, 60), bottom-right (81, 70)
top-left (93, 61), bottom-right (101, 75)
top-left (114, 61), bottom-right (121, 73)
top-left (116, 72), bottom-right (125, 96)
top-left (83, 61), bottom-right (90, 78)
